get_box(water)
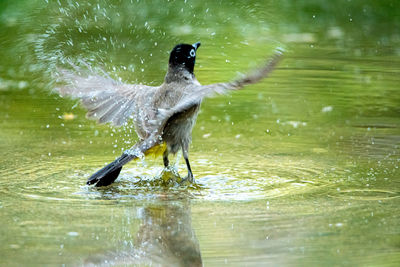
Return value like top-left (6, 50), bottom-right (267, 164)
top-left (1, 0), bottom-right (399, 266)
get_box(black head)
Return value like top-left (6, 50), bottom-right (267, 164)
top-left (169, 42), bottom-right (201, 74)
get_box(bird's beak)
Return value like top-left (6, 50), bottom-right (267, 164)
top-left (192, 42), bottom-right (201, 50)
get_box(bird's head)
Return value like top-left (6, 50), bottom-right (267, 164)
top-left (168, 42), bottom-right (201, 74)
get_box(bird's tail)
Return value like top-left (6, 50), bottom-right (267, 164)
top-left (87, 142), bottom-right (167, 187)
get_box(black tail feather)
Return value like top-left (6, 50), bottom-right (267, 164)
top-left (87, 153), bottom-right (134, 187)
top-left (86, 137), bottom-right (161, 187)
top-left (93, 166), bottom-right (122, 187)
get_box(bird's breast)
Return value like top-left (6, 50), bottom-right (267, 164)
top-left (161, 104), bottom-right (200, 152)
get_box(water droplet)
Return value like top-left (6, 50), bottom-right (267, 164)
top-left (203, 133), bottom-right (211, 138)
top-left (67, 232), bottom-right (79, 236)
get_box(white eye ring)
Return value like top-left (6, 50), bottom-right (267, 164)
top-left (190, 49), bottom-right (196, 57)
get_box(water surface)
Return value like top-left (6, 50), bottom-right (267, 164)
top-left (0, 0), bottom-right (399, 266)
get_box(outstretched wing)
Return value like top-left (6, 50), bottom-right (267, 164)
top-left (156, 48), bottom-right (284, 123)
top-left (54, 65), bottom-right (157, 127)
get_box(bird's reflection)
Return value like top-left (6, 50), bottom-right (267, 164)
top-left (84, 196), bottom-right (202, 267)
top-left (134, 198), bottom-right (202, 266)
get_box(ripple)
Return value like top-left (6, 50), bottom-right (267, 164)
top-left (328, 189), bottom-right (400, 201)
top-left (0, 154), bottom-right (357, 203)
top-left (0, 158), bottom-right (90, 204)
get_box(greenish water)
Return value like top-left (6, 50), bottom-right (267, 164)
top-left (1, 0), bottom-right (399, 266)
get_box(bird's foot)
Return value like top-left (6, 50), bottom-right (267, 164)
top-left (180, 173), bottom-right (195, 184)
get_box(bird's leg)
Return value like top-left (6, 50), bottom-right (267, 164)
top-left (184, 157), bottom-right (194, 182)
top-left (163, 149), bottom-right (169, 167)
top-left (182, 142), bottom-right (194, 183)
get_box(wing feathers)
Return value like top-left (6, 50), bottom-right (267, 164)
top-left (55, 49), bottom-right (283, 129)
top-left (55, 65), bottom-right (155, 127)
top-left (154, 48), bottom-right (284, 124)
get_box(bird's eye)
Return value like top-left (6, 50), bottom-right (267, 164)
top-left (190, 49), bottom-right (196, 57)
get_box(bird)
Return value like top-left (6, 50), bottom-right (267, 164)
top-left (55, 42), bottom-right (283, 187)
